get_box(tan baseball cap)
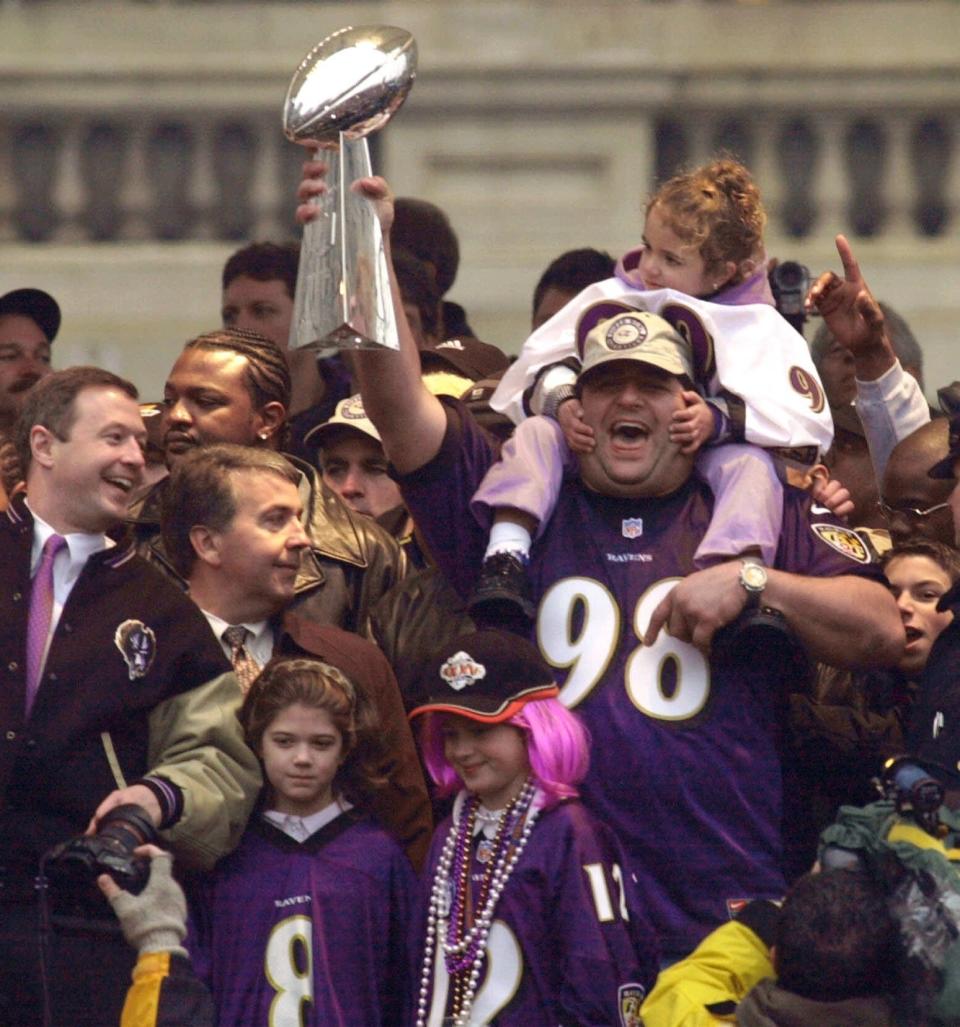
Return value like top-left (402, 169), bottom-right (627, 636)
top-left (305, 373), bottom-right (473, 450)
top-left (304, 394), bottom-right (381, 449)
top-left (576, 301), bottom-right (694, 386)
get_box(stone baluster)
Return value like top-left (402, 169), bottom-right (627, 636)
top-left (79, 121), bottom-right (129, 241)
top-left (11, 121), bottom-right (62, 242)
top-left (911, 116), bottom-right (953, 237)
top-left (844, 118), bottom-right (887, 238)
top-left (145, 121), bottom-right (196, 240)
top-left (775, 116), bottom-right (820, 238)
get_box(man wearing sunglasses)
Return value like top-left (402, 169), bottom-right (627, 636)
top-left (878, 417), bottom-right (954, 546)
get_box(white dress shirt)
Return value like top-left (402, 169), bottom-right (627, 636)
top-left (262, 798), bottom-right (354, 842)
top-left (29, 504), bottom-right (113, 664)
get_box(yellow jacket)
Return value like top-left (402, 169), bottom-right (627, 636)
top-left (641, 920), bottom-right (775, 1027)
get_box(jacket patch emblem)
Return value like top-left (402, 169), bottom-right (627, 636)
top-left (439, 651), bottom-right (486, 692)
top-left (618, 983), bottom-right (645, 1026)
top-left (811, 523), bottom-right (870, 564)
top-left (114, 619), bottom-right (156, 680)
top-left (621, 517), bottom-right (644, 539)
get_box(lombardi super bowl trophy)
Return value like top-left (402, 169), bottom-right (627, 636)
top-left (283, 25), bottom-right (417, 351)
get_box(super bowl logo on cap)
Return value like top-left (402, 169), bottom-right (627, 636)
top-left (606, 315), bottom-right (648, 351)
top-left (439, 651), bottom-right (486, 692)
top-left (114, 619), bottom-right (157, 680)
top-left (342, 395), bottom-right (367, 420)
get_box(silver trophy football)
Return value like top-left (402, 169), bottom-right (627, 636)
top-left (283, 25), bottom-right (417, 351)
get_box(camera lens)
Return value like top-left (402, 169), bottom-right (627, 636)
top-left (97, 804), bottom-right (156, 852)
top-left (774, 261), bottom-right (805, 289)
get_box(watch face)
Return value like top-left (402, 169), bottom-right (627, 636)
top-left (741, 563), bottom-right (767, 591)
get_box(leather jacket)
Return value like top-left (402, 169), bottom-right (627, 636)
top-left (365, 564), bottom-right (476, 709)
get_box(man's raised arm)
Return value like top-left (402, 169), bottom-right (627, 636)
top-left (296, 162), bottom-right (447, 474)
top-left (807, 234), bottom-right (929, 477)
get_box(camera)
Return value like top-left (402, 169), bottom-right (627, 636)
top-left (42, 803), bottom-right (158, 918)
top-left (769, 260), bottom-right (811, 334)
top-left (877, 756), bottom-right (945, 837)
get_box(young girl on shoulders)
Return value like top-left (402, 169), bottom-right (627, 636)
top-left (472, 159), bottom-right (833, 622)
top-left (409, 629), bottom-right (658, 1026)
top-left (186, 656), bottom-right (415, 1026)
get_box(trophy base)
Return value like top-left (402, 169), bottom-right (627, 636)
top-left (293, 322), bottom-right (401, 353)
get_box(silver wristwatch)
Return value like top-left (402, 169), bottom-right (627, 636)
top-left (739, 558), bottom-right (768, 608)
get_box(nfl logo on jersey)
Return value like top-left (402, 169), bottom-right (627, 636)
top-left (621, 517), bottom-right (644, 540)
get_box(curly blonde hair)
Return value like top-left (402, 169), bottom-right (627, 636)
top-left (647, 158), bottom-right (767, 285)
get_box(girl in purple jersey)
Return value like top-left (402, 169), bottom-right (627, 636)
top-left (471, 158), bottom-right (833, 623)
top-left (186, 656), bottom-right (415, 1027)
top-left (409, 629), bottom-right (657, 1027)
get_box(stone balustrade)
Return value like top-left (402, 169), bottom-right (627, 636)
top-left (1, 0), bottom-right (959, 395)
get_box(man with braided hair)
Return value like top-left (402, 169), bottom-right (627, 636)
top-left (129, 327), bottom-right (407, 633)
top-left (220, 242), bottom-right (352, 458)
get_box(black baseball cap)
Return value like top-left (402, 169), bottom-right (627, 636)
top-left (0, 288), bottom-right (61, 342)
top-left (420, 337), bottom-right (509, 382)
top-left (409, 629), bottom-right (558, 723)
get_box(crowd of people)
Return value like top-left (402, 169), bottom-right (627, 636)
top-left (2, 148), bottom-right (960, 1026)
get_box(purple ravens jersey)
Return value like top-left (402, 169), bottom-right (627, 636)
top-left (186, 812), bottom-right (415, 1026)
top-left (414, 797), bottom-right (658, 1025)
top-left (399, 399), bottom-right (882, 959)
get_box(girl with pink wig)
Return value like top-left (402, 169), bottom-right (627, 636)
top-left (409, 629), bottom-right (658, 1027)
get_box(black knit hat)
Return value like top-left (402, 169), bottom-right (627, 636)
top-left (409, 629), bottom-right (558, 723)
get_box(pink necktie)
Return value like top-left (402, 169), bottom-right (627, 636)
top-left (25, 533), bottom-right (66, 716)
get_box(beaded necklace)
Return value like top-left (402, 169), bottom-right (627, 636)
top-left (415, 780), bottom-right (540, 1027)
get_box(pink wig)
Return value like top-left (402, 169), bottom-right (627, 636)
top-left (418, 697), bottom-right (590, 809)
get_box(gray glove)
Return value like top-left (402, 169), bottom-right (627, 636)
top-left (106, 850), bottom-right (188, 957)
